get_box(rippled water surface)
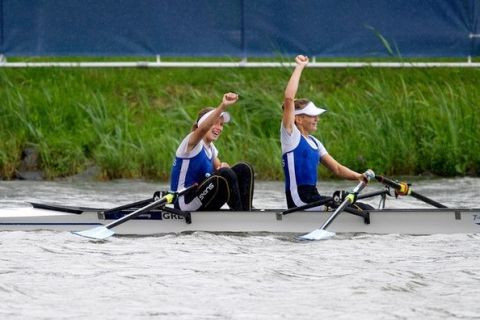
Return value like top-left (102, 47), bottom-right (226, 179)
top-left (1, 178), bottom-right (480, 319)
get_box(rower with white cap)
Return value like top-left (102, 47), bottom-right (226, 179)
top-left (281, 55), bottom-right (372, 211)
top-left (170, 92), bottom-right (254, 211)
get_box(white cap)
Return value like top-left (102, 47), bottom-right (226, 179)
top-left (294, 101), bottom-right (327, 116)
top-left (197, 109), bottom-right (231, 126)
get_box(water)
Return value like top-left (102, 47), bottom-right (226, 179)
top-left (1, 178), bottom-right (480, 319)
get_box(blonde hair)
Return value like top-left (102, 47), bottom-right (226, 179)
top-left (282, 98), bottom-right (311, 111)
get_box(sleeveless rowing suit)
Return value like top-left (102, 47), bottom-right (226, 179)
top-left (280, 123), bottom-right (328, 208)
top-left (170, 132), bottom-right (218, 210)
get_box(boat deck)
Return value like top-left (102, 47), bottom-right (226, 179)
top-left (0, 203), bottom-right (479, 235)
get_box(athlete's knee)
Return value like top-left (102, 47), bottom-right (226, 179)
top-left (231, 162), bottom-right (254, 177)
top-left (216, 167), bottom-right (237, 182)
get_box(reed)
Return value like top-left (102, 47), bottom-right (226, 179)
top-left (0, 67), bottom-right (479, 180)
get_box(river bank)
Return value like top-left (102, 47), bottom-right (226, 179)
top-left (1, 67), bottom-right (479, 180)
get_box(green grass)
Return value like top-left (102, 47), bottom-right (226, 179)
top-left (0, 66), bottom-right (479, 180)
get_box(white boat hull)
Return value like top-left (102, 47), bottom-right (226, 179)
top-left (1, 205), bottom-right (479, 235)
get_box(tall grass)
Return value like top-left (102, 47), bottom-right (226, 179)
top-left (0, 67), bottom-right (479, 180)
top-left (313, 68), bottom-right (480, 177)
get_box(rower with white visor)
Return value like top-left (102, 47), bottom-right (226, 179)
top-left (281, 55), bottom-right (373, 211)
top-left (170, 92), bottom-right (254, 211)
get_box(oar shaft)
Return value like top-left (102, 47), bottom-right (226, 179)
top-left (104, 184), bottom-right (197, 230)
top-left (104, 197), bottom-right (169, 229)
top-left (283, 188), bottom-right (385, 216)
top-left (357, 189), bottom-right (388, 200)
top-left (103, 198), bottom-right (153, 214)
top-left (319, 197), bottom-right (352, 230)
top-left (409, 190), bottom-right (447, 208)
top-left (281, 197), bottom-right (333, 215)
top-left (376, 175), bottom-right (447, 208)
top-left (298, 170), bottom-right (374, 241)
top-left (73, 184), bottom-right (198, 240)
top-left (375, 175), bottom-right (403, 190)
top-left (319, 180), bottom-right (368, 230)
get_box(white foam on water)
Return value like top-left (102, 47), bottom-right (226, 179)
top-left (1, 179), bottom-right (480, 319)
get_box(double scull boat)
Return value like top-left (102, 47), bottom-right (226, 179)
top-left (1, 176), bottom-right (479, 238)
top-left (0, 201), bottom-right (479, 236)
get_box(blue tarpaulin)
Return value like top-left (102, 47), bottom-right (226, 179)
top-left (1, 0), bottom-right (479, 57)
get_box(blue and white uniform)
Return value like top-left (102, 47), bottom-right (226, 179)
top-left (170, 132), bottom-right (218, 211)
top-left (281, 123), bottom-right (328, 208)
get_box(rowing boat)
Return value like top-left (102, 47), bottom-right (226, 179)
top-left (0, 202), bottom-right (479, 235)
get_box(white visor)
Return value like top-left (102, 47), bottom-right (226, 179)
top-left (197, 110), bottom-right (231, 126)
top-left (294, 102), bottom-right (327, 116)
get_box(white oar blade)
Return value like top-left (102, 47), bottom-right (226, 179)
top-left (297, 229), bottom-right (336, 241)
top-left (72, 226), bottom-right (115, 240)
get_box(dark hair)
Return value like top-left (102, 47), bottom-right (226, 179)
top-left (191, 107), bottom-right (215, 131)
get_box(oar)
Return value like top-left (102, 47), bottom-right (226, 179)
top-left (281, 189), bottom-right (388, 216)
top-left (298, 169), bottom-right (375, 241)
top-left (281, 197), bottom-right (333, 215)
top-left (357, 189), bottom-right (389, 200)
top-left (103, 197), bottom-right (153, 214)
top-left (375, 175), bottom-right (447, 208)
top-left (101, 190), bottom-right (174, 214)
top-left (72, 184), bottom-right (197, 240)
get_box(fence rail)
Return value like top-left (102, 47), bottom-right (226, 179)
top-left (2, 60), bottom-right (480, 68)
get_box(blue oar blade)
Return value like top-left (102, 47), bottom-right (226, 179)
top-left (72, 226), bottom-right (115, 240)
top-left (297, 229), bottom-right (336, 241)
